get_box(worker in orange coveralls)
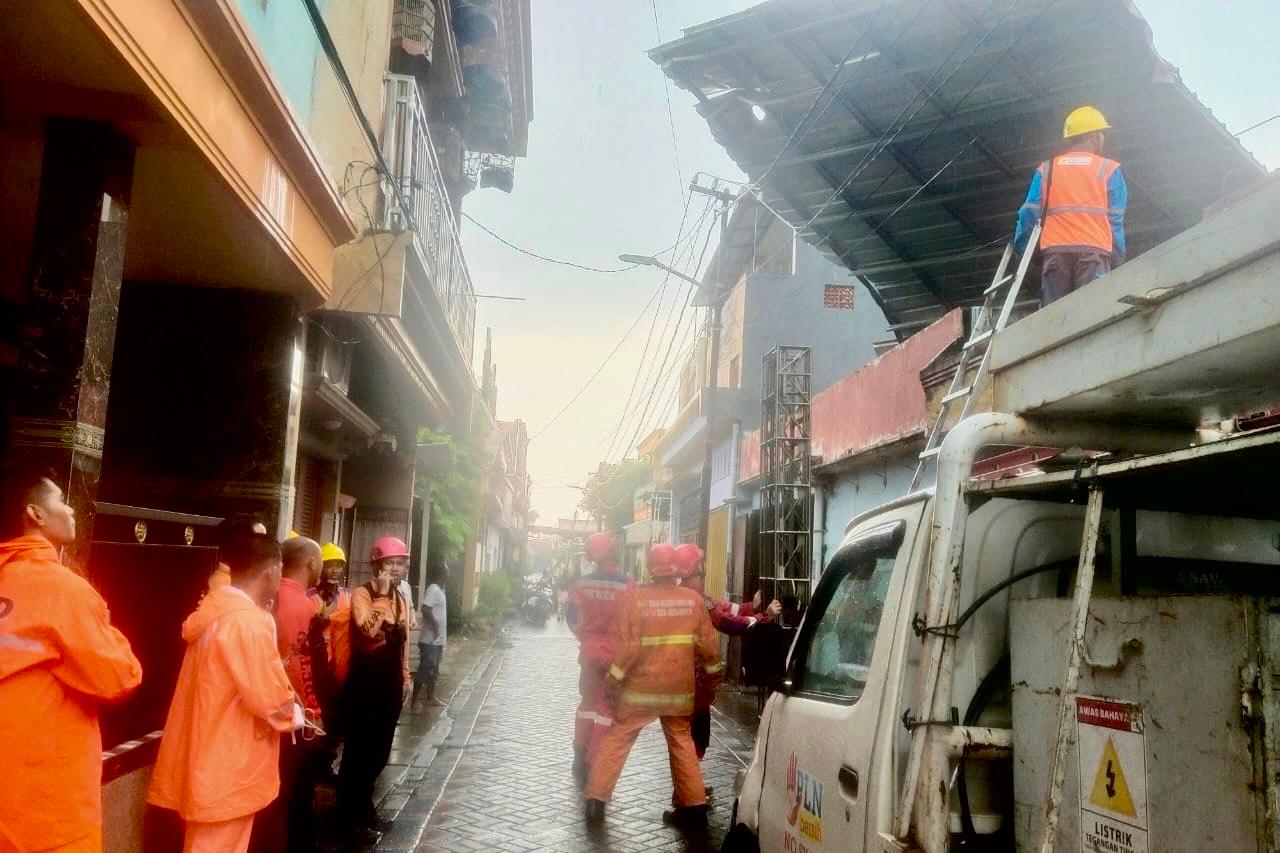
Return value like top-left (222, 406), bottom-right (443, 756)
top-left (307, 542), bottom-right (352, 781)
top-left (337, 537), bottom-right (412, 839)
top-left (673, 543), bottom-right (781, 762)
top-left (583, 543), bottom-right (722, 830)
top-left (251, 536), bottom-right (329, 853)
top-left (566, 532), bottom-right (632, 788)
top-left (310, 543), bottom-right (353, 688)
top-left (148, 533), bottom-right (301, 853)
top-left (0, 472), bottom-right (142, 853)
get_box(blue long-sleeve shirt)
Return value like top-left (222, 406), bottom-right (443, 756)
top-left (1013, 159), bottom-right (1127, 257)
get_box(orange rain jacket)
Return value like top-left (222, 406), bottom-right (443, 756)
top-left (0, 535), bottom-right (142, 853)
top-left (148, 584), bottom-right (297, 824)
top-left (207, 562), bottom-right (231, 593)
top-left (607, 582), bottom-right (722, 719)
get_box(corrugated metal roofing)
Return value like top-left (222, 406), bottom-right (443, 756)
top-left (651, 0), bottom-right (1266, 333)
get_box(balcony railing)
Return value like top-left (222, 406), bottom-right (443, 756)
top-left (392, 0), bottom-right (437, 45)
top-left (381, 74), bottom-right (476, 360)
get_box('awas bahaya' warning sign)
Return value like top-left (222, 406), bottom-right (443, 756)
top-left (1076, 696), bottom-right (1148, 853)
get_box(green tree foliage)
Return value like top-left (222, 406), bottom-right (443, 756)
top-left (475, 571), bottom-right (512, 620)
top-left (580, 459), bottom-right (651, 534)
top-left (418, 417), bottom-right (488, 567)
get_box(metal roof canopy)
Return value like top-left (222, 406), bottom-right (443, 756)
top-left (651, 0), bottom-right (1265, 334)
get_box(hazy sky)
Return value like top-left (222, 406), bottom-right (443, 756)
top-left (458, 0), bottom-right (1280, 524)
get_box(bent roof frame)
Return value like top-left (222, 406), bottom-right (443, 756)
top-left (651, 0), bottom-right (1264, 333)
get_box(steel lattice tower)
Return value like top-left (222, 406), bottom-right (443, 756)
top-left (758, 346), bottom-right (812, 618)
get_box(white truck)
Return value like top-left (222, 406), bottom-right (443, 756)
top-left (725, 177), bottom-right (1280, 853)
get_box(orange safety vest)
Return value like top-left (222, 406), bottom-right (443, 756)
top-left (1038, 151), bottom-right (1120, 253)
top-left (608, 583), bottom-right (722, 719)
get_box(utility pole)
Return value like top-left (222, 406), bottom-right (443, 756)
top-left (690, 179), bottom-right (738, 552)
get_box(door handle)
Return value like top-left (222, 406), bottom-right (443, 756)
top-left (838, 764), bottom-right (859, 800)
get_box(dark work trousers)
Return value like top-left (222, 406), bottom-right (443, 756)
top-left (692, 706), bottom-right (711, 760)
top-left (1040, 249), bottom-right (1112, 307)
top-left (337, 636), bottom-right (405, 826)
top-left (249, 737), bottom-right (322, 853)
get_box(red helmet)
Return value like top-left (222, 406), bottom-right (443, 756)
top-left (370, 536), bottom-right (409, 563)
top-left (648, 543), bottom-right (679, 578)
top-left (585, 532), bottom-right (616, 563)
top-left (673, 543), bottom-right (704, 578)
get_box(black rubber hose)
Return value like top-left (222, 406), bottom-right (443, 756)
top-left (956, 653), bottom-right (1011, 846)
top-left (952, 562), bottom-right (1069, 634)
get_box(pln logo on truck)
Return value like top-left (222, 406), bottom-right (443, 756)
top-left (785, 752), bottom-right (823, 844)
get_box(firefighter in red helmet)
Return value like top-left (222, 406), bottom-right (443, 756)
top-left (566, 532), bottom-right (632, 787)
top-left (337, 536), bottom-right (412, 839)
top-left (584, 542), bottom-right (721, 829)
top-left (673, 543), bottom-right (780, 764)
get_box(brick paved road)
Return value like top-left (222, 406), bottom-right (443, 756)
top-left (376, 620), bottom-right (754, 853)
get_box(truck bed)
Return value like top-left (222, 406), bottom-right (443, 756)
top-left (990, 177), bottom-right (1280, 426)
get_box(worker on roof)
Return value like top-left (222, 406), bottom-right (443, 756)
top-left (583, 543), bottom-right (722, 830)
top-left (566, 532), bottom-right (632, 788)
top-left (0, 471), bottom-right (142, 853)
top-left (1014, 106), bottom-right (1128, 306)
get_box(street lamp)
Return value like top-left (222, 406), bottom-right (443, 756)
top-left (618, 254), bottom-right (723, 307)
top-left (619, 180), bottom-right (737, 553)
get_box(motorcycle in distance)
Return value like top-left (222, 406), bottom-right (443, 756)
top-left (520, 573), bottom-right (554, 627)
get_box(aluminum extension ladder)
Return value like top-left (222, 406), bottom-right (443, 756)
top-left (908, 223), bottom-right (1040, 492)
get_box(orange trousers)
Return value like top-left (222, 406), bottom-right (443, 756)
top-left (182, 815), bottom-right (254, 853)
top-left (583, 713), bottom-right (706, 807)
top-left (574, 662), bottom-right (615, 765)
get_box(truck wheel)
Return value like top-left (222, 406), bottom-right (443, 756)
top-left (721, 823), bottom-right (761, 853)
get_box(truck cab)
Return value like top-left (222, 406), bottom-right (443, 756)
top-left (727, 175), bottom-right (1280, 852)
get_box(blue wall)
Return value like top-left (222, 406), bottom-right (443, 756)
top-left (731, 244), bottom-right (891, 431)
top-left (237, 0), bottom-right (323, 125)
top-left (818, 455), bottom-right (915, 570)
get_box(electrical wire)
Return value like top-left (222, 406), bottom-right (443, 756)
top-left (608, 244), bottom-right (706, 458)
top-left (748, 0), bottom-right (896, 194)
top-left (650, 0), bottom-right (687, 205)
top-left (745, 0), bottom-right (1029, 280)
top-left (462, 213), bottom-right (639, 273)
top-left (462, 201), bottom-right (718, 275)
top-left (614, 215), bottom-right (717, 459)
top-left (528, 280), bottom-right (666, 441)
top-left (604, 193), bottom-right (716, 459)
top-left (601, 193), bottom-right (709, 461)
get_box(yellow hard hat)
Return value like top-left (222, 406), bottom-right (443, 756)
top-left (287, 529), bottom-right (300, 539)
top-left (321, 543), bottom-right (347, 564)
top-left (1063, 106), bottom-right (1111, 139)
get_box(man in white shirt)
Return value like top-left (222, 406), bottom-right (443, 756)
top-left (412, 564), bottom-right (449, 710)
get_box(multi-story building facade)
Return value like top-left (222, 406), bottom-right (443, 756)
top-left (648, 193), bottom-right (891, 599)
top-left (0, 2), bottom-right (529, 846)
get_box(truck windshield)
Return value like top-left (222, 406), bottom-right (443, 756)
top-left (792, 522), bottom-right (904, 701)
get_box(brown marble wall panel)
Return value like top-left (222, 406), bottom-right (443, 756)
top-left (99, 283), bottom-right (304, 535)
top-left (2, 120), bottom-right (133, 566)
